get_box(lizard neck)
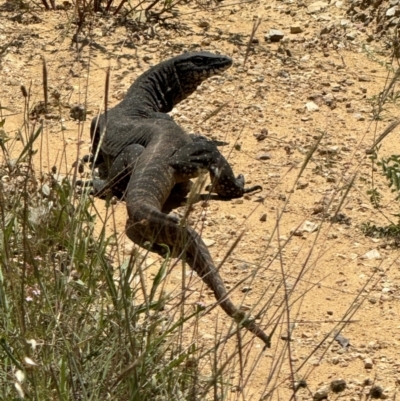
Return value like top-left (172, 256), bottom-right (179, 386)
top-left (119, 61), bottom-right (184, 117)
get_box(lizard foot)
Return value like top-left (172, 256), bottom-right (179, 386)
top-left (234, 174), bottom-right (262, 194)
top-left (243, 185), bottom-right (263, 194)
top-left (75, 178), bottom-right (117, 198)
top-left (207, 170), bottom-right (262, 199)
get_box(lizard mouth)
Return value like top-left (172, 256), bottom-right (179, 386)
top-left (213, 59), bottom-right (232, 74)
top-left (198, 55), bottom-right (232, 74)
top-left (217, 65), bottom-right (230, 72)
top-left (218, 57), bottom-right (233, 71)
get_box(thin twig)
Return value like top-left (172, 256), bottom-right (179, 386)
top-left (366, 118), bottom-right (400, 154)
top-left (379, 68), bottom-right (400, 107)
top-left (42, 58), bottom-right (48, 113)
top-left (114, 0), bottom-right (127, 14)
top-left (106, 0), bottom-right (114, 11)
top-left (201, 101), bottom-right (230, 123)
top-left (145, 0), bottom-right (162, 14)
top-left (41, 0), bottom-right (50, 10)
top-left (105, 66), bottom-right (110, 123)
top-left (243, 18), bottom-right (261, 67)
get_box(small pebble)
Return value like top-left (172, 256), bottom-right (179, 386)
top-left (296, 181), bottom-right (309, 190)
top-left (306, 101), bottom-right (319, 112)
top-left (198, 19), bottom-right (210, 28)
top-left (358, 75), bottom-right (371, 82)
top-left (370, 385), bottom-right (383, 399)
top-left (301, 221), bottom-right (319, 233)
top-left (330, 379), bottom-right (346, 393)
top-left (361, 249), bottom-right (381, 260)
top-left (236, 263), bottom-right (249, 270)
top-left (70, 104), bottom-right (86, 121)
top-left (346, 31), bottom-right (357, 40)
top-left (290, 25), bottom-right (303, 34)
top-left (293, 380), bottom-right (308, 391)
top-left (203, 239), bottom-right (215, 247)
top-left (308, 1), bottom-right (328, 13)
top-left (266, 29), bottom-right (284, 42)
top-left (364, 358), bottom-right (374, 369)
top-left (257, 153), bottom-right (271, 160)
top-left (254, 128), bottom-right (268, 141)
top-left (313, 385), bottom-right (329, 400)
top-left (386, 6), bottom-right (397, 16)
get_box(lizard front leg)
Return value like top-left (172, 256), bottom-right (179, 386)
top-left (169, 141), bottom-right (262, 198)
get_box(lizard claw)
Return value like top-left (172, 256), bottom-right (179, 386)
top-left (235, 174), bottom-right (245, 188)
top-left (236, 174), bottom-right (262, 195)
top-left (208, 171), bottom-right (262, 198)
top-left (243, 184), bottom-right (263, 194)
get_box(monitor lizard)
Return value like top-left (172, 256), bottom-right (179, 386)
top-left (88, 52), bottom-right (270, 347)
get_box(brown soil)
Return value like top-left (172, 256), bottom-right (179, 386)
top-left (2, 0), bottom-right (400, 399)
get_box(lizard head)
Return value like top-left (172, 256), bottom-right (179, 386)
top-left (172, 52), bottom-right (232, 103)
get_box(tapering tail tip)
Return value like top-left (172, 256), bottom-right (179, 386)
top-left (234, 311), bottom-right (271, 348)
top-left (244, 320), bottom-right (271, 349)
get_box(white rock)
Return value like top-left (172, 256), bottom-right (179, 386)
top-left (301, 221), bottom-right (319, 233)
top-left (386, 6), bottom-right (397, 17)
top-left (313, 385), bottom-right (329, 400)
top-left (306, 101), bottom-right (319, 112)
top-left (42, 184), bottom-right (50, 196)
top-left (360, 249), bottom-right (381, 260)
top-left (308, 1), bottom-right (328, 13)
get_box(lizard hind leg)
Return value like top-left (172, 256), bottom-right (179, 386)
top-left (78, 143), bottom-right (145, 198)
top-left (99, 143), bottom-right (145, 198)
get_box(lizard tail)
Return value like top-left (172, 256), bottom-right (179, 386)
top-left (180, 226), bottom-right (271, 348)
top-left (126, 207), bottom-right (270, 347)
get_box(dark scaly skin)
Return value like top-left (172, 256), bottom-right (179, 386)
top-left (90, 52), bottom-right (234, 172)
top-left (89, 52), bottom-right (261, 198)
top-left (87, 135), bottom-right (261, 199)
top-left (88, 52), bottom-right (269, 346)
top-left (125, 119), bottom-right (270, 347)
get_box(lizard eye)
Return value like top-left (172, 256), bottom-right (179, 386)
top-left (191, 56), bottom-right (205, 66)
